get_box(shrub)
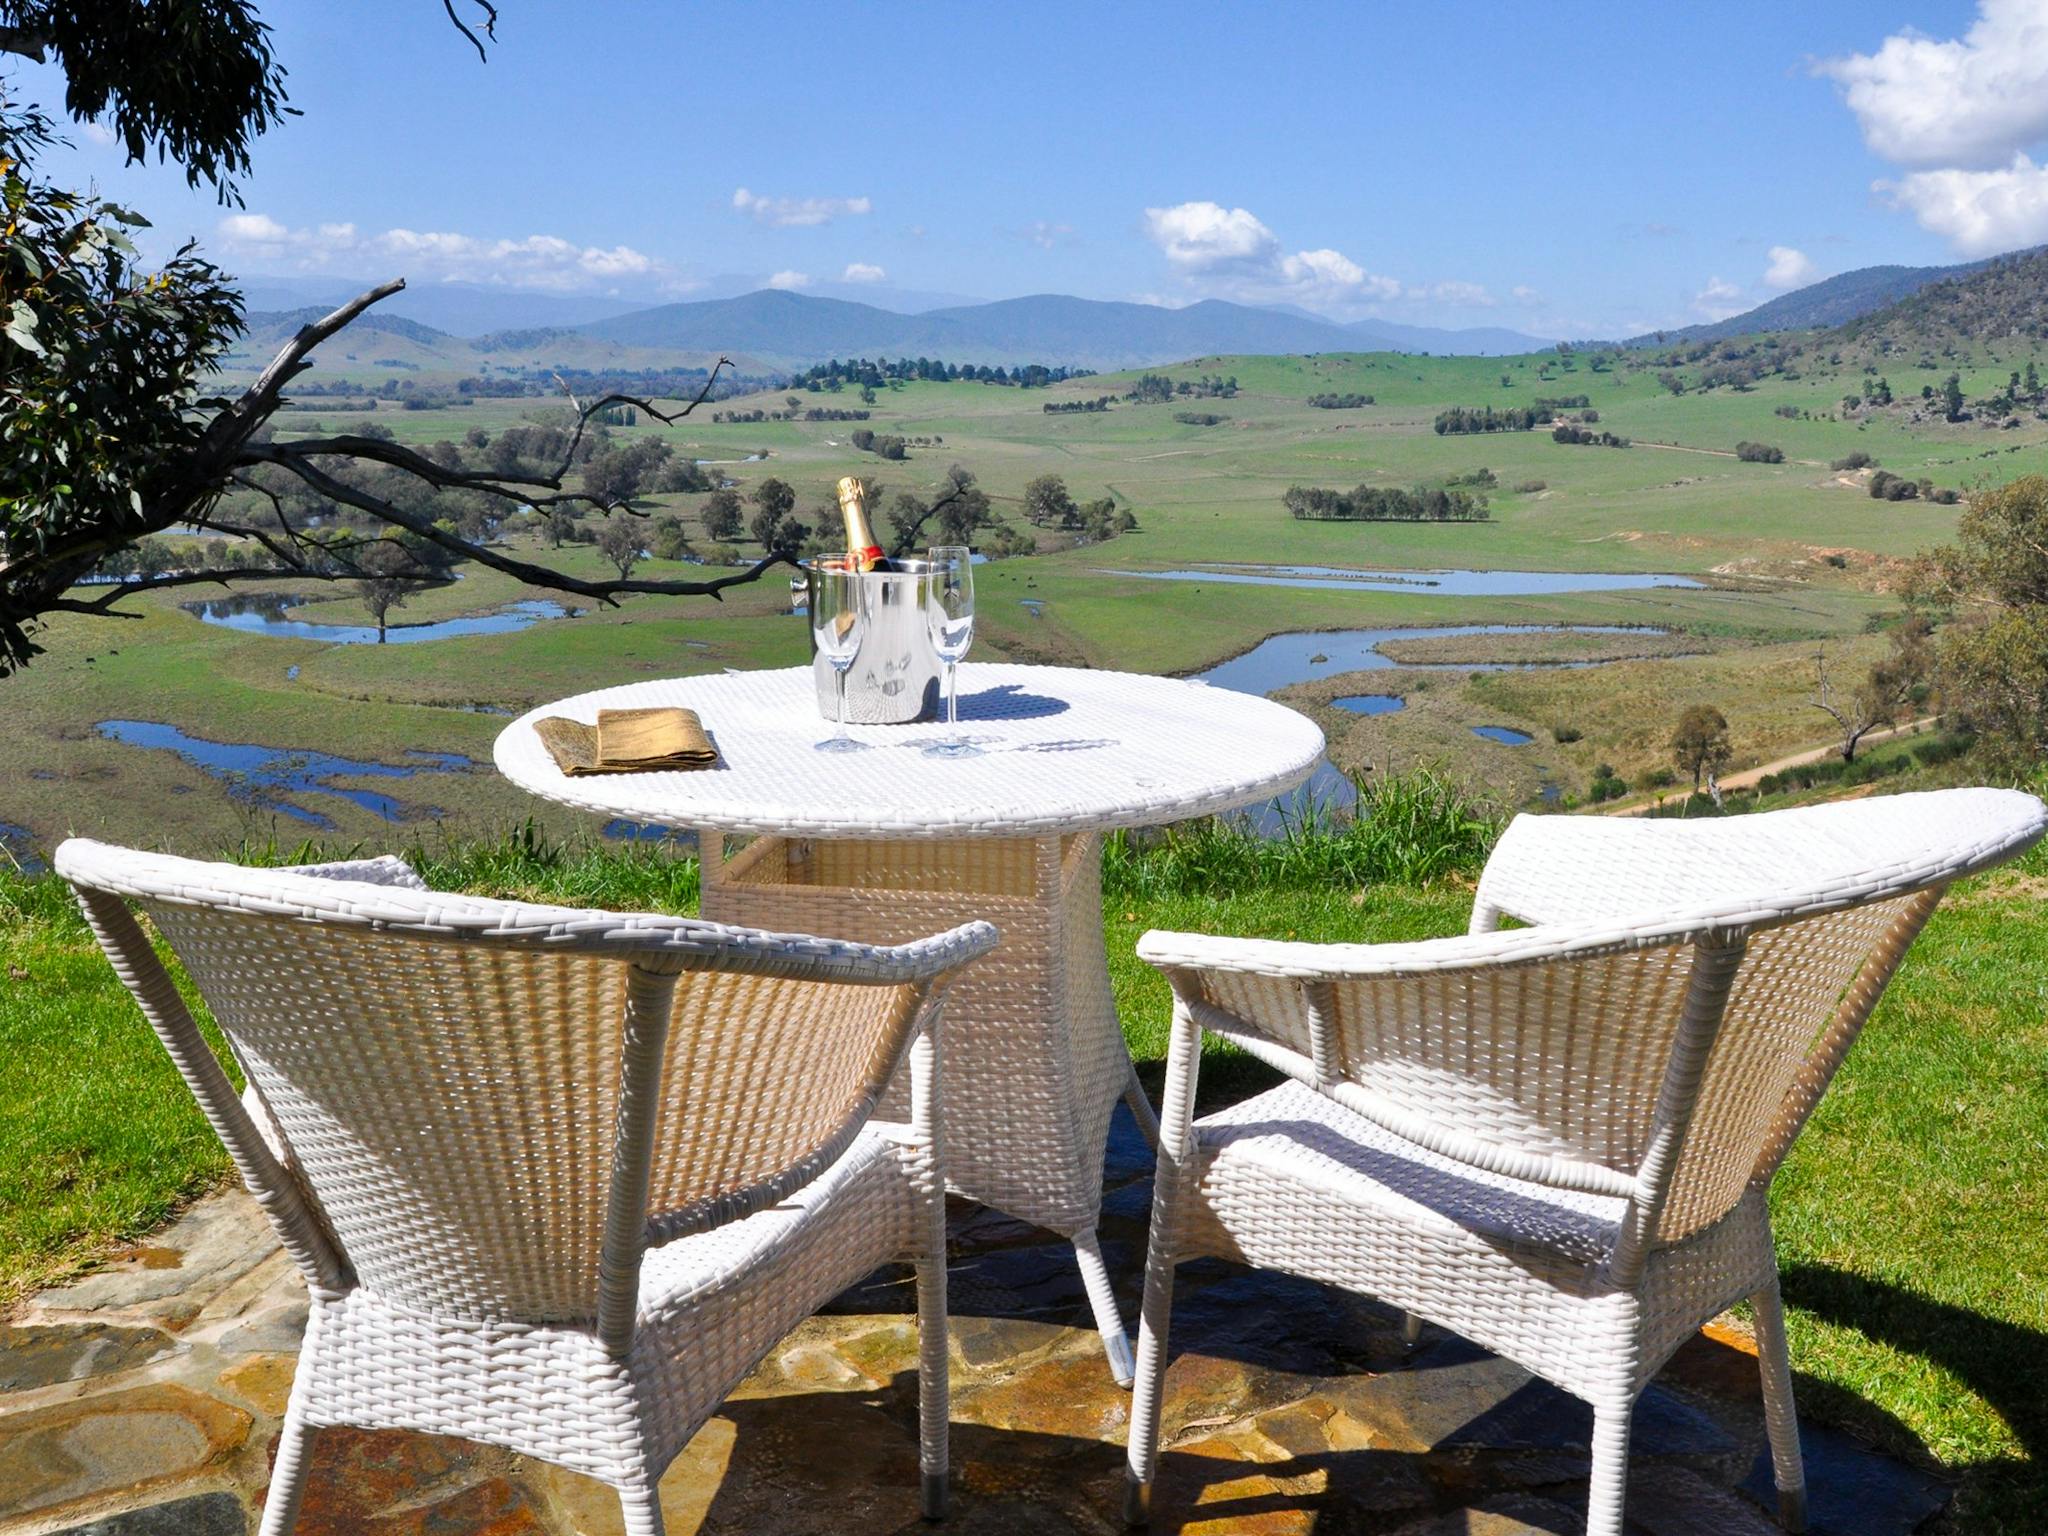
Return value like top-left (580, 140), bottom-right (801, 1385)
top-left (1172, 411), bottom-right (1224, 427)
top-left (1588, 774), bottom-right (1629, 803)
top-left (1735, 441), bottom-right (1785, 463)
top-left (1513, 479), bottom-right (1547, 494)
top-left (1102, 766), bottom-right (1502, 897)
top-left (1551, 723), bottom-right (1583, 743)
top-left (1831, 451), bottom-right (1877, 471)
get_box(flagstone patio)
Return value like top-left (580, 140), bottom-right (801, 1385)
top-left (0, 1112), bottom-right (1950, 1536)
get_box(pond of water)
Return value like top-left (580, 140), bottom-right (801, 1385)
top-left (95, 721), bottom-right (476, 830)
top-left (188, 594), bottom-right (574, 645)
top-left (0, 821), bottom-right (43, 874)
top-left (1196, 623), bottom-right (1656, 695)
top-left (1197, 624), bottom-right (1662, 830)
top-left (1472, 725), bottom-right (1535, 746)
top-left (1108, 564), bottom-right (1703, 597)
top-left (1333, 694), bottom-right (1405, 715)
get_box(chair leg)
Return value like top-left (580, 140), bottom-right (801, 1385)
top-left (916, 1221), bottom-right (950, 1519)
top-left (1752, 1280), bottom-right (1808, 1533)
top-left (1122, 1058), bottom-right (1162, 1150)
top-left (1074, 1227), bottom-right (1135, 1387)
top-left (1122, 1204), bottom-right (1183, 1526)
top-left (617, 1482), bottom-right (667, 1536)
top-left (1399, 1310), bottom-right (1425, 1348)
top-left (258, 1395), bottom-right (316, 1536)
top-left (1585, 1396), bottom-right (1634, 1536)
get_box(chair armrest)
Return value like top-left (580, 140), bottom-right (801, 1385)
top-left (278, 855), bottom-right (429, 891)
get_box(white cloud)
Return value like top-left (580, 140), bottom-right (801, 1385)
top-left (1763, 245), bottom-right (1818, 289)
top-left (1818, 0), bottom-right (2048, 171)
top-left (766, 269), bottom-right (812, 290)
top-left (1511, 284), bottom-right (1541, 303)
top-left (1141, 200), bottom-right (1402, 311)
top-left (731, 187), bottom-right (871, 228)
top-left (215, 213), bottom-right (682, 294)
top-left (1880, 153), bottom-right (2048, 254)
top-left (1693, 276), bottom-right (1747, 320)
top-left (81, 120), bottom-right (118, 147)
top-left (840, 262), bottom-right (886, 283)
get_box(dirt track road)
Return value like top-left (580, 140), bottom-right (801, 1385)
top-left (1604, 716), bottom-right (1941, 816)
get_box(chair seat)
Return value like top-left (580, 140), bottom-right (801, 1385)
top-left (1194, 1080), bottom-right (1628, 1266)
top-left (300, 1125), bottom-right (921, 1479)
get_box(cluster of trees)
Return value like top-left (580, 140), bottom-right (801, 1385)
top-left (1533, 394), bottom-right (1589, 409)
top-left (1173, 411), bottom-right (1224, 427)
top-left (449, 365), bottom-right (757, 401)
top-left (1433, 405), bottom-right (1555, 435)
top-left (1125, 373), bottom-right (1239, 405)
top-left (1831, 451), bottom-right (1878, 471)
top-left (1283, 484), bottom-right (1491, 522)
top-left (1551, 424), bottom-right (1631, 448)
top-left (1869, 471), bottom-right (1959, 503)
top-left (1043, 397), bottom-right (1114, 414)
top-left (1735, 441), bottom-right (1784, 463)
top-left (849, 429), bottom-right (910, 460)
top-left (790, 358), bottom-right (1089, 390)
top-left (1020, 474), bottom-right (1137, 541)
top-left (1307, 393), bottom-right (1374, 408)
top-left (711, 407), bottom-right (870, 423)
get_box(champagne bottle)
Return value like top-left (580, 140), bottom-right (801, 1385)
top-left (836, 475), bottom-right (888, 572)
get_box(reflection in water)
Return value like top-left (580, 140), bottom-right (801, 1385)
top-left (603, 819), bottom-right (696, 846)
top-left (1108, 564), bottom-right (1703, 596)
top-left (189, 593), bottom-right (573, 645)
top-left (96, 720), bottom-right (475, 829)
top-left (1472, 725), bottom-right (1535, 745)
top-left (1333, 694), bottom-right (1405, 716)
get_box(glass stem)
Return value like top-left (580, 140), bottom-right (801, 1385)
top-left (836, 666), bottom-right (849, 744)
top-left (947, 660), bottom-right (959, 744)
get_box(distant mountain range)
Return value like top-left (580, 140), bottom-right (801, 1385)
top-left (1620, 250), bottom-right (2027, 347)
top-left (234, 277), bottom-right (1558, 373)
top-left (575, 291), bottom-right (1555, 367)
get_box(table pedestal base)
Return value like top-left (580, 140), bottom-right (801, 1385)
top-left (701, 830), bottom-right (1156, 1384)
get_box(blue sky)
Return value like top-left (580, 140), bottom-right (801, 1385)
top-left (14, 0), bottom-right (2047, 337)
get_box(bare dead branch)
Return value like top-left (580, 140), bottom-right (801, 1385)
top-left (441, 0), bottom-right (497, 61)
top-left (259, 448), bottom-right (797, 603)
top-left (546, 357), bottom-right (734, 481)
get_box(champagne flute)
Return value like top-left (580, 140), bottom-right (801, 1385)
top-left (810, 561), bottom-right (869, 753)
top-left (923, 546), bottom-right (980, 758)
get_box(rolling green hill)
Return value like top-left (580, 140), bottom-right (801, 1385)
top-left (1625, 251), bottom-right (2014, 347)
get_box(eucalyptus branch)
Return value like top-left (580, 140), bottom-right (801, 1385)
top-left (441, 0), bottom-right (499, 61)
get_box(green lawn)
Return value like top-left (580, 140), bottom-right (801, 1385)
top-left (4, 819), bottom-right (2045, 1528)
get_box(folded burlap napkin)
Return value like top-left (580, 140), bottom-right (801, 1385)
top-left (534, 707), bottom-right (717, 775)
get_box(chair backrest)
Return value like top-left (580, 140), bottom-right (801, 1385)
top-left (57, 839), bottom-right (996, 1335)
top-left (1142, 789), bottom-right (2044, 1267)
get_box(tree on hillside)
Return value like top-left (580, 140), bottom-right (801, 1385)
top-left (595, 512), bottom-right (645, 580)
top-left (1808, 622), bottom-right (1930, 762)
top-left (1670, 705), bottom-right (1732, 805)
top-left (0, 3), bottom-right (791, 677)
top-left (1942, 372), bottom-right (1966, 421)
top-left (700, 488), bottom-right (743, 541)
top-left (351, 538), bottom-right (433, 644)
top-left (1022, 474), bottom-right (1077, 528)
top-left (1910, 474), bottom-right (2048, 766)
top-left (750, 477), bottom-right (796, 525)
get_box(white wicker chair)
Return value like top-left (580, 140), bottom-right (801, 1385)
top-left (1122, 788), bottom-right (2046, 1535)
top-left (56, 839), bottom-right (998, 1536)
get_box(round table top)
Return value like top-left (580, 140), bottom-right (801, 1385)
top-left (494, 663), bottom-right (1325, 840)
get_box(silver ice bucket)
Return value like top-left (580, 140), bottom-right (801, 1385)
top-left (804, 558), bottom-right (942, 724)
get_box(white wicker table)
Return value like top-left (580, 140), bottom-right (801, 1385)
top-left (495, 663), bottom-right (1324, 1382)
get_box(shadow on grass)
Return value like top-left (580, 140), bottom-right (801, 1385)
top-left (1781, 1262), bottom-right (2048, 1527)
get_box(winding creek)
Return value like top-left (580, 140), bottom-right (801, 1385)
top-left (19, 565), bottom-right (1695, 855)
top-left (188, 593), bottom-right (576, 644)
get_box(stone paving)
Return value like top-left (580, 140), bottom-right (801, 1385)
top-left (0, 1110), bottom-right (1951, 1535)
